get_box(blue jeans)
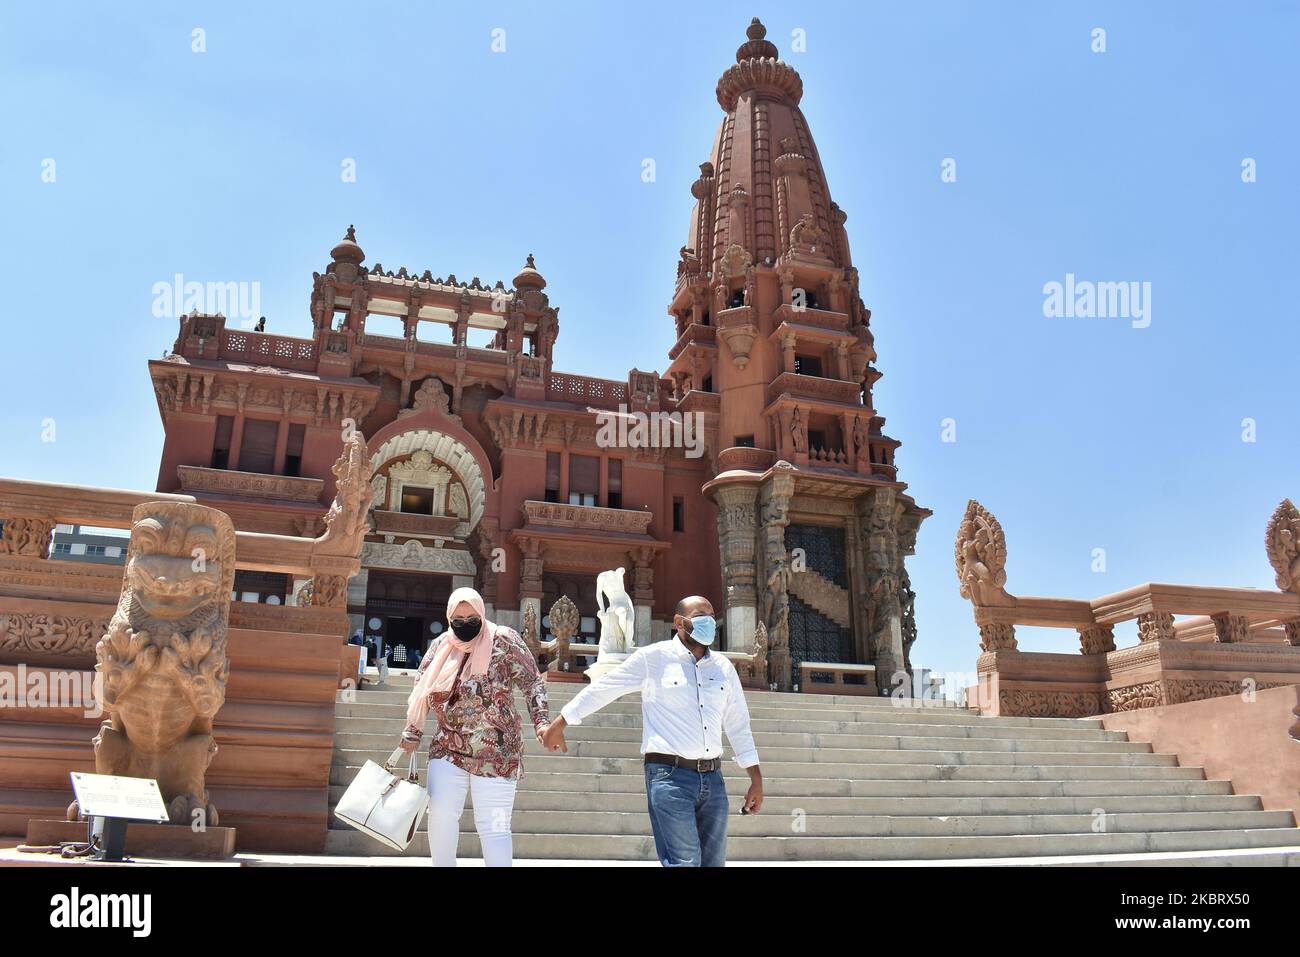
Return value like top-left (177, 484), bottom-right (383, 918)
top-left (644, 761), bottom-right (729, 867)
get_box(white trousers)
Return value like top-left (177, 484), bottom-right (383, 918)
top-left (425, 756), bottom-right (518, 867)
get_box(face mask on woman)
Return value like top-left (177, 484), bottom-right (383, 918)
top-left (449, 616), bottom-right (482, 641)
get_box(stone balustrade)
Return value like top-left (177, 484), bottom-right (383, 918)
top-left (0, 434), bottom-right (375, 851)
top-left (954, 498), bottom-right (1300, 717)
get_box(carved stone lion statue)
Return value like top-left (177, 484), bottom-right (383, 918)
top-left (69, 502), bottom-right (236, 827)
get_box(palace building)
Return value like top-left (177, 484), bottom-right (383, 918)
top-left (147, 18), bottom-right (929, 690)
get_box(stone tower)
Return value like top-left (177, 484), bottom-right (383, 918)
top-left (667, 19), bottom-right (930, 693)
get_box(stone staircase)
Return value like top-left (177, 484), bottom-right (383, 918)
top-left (324, 672), bottom-right (1300, 864)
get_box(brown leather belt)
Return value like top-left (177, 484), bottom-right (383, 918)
top-left (644, 752), bottom-right (721, 773)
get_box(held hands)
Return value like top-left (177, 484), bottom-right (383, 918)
top-left (539, 717), bottom-right (569, 753)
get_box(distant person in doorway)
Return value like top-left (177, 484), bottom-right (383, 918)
top-left (401, 587), bottom-right (549, 866)
top-left (541, 595), bottom-right (763, 866)
top-left (376, 642), bottom-right (391, 687)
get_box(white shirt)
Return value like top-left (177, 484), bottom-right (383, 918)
top-left (560, 636), bottom-right (760, 768)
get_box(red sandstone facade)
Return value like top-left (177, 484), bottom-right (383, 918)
top-left (148, 19), bottom-right (928, 689)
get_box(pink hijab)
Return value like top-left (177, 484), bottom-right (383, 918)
top-left (405, 587), bottom-right (495, 731)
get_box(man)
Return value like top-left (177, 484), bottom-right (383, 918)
top-left (541, 595), bottom-right (763, 867)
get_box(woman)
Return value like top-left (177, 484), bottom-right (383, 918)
top-left (400, 587), bottom-right (548, 866)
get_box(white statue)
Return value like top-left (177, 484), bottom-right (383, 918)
top-left (587, 567), bottom-right (636, 679)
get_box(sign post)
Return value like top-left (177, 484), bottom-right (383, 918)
top-left (69, 772), bottom-right (170, 862)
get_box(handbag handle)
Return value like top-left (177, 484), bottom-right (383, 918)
top-left (383, 745), bottom-right (419, 783)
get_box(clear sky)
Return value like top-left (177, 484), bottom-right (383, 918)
top-left (2, 1), bottom-right (1296, 683)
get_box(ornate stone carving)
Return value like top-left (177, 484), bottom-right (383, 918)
top-left (1137, 611), bottom-right (1176, 643)
top-left (72, 502), bottom-right (235, 826)
top-left (999, 688), bottom-right (1103, 718)
top-left (521, 602), bottom-right (538, 654)
top-left (297, 574), bottom-right (347, 608)
top-left (978, 622), bottom-right (1017, 653)
top-left (1210, 612), bottom-right (1250, 644)
top-left (521, 500), bottom-right (653, 535)
top-left (361, 539), bottom-right (477, 576)
top-left (954, 500), bottom-right (1011, 606)
top-left (1108, 681), bottom-right (1166, 712)
top-left (316, 432), bottom-right (374, 562)
top-left (399, 377), bottom-right (461, 424)
top-left (176, 466), bottom-right (324, 504)
top-left (546, 595), bottom-right (579, 672)
top-left (0, 612), bottom-right (109, 658)
top-left (1078, 624), bottom-right (1116, 655)
top-left (1265, 498), bottom-right (1300, 594)
top-left (0, 518), bottom-right (55, 559)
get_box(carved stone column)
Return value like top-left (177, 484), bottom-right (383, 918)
top-left (1211, 612), bottom-right (1249, 644)
top-left (1078, 624), bottom-right (1116, 655)
top-left (758, 468), bottom-right (795, 689)
top-left (713, 483), bottom-right (758, 653)
top-left (0, 517), bottom-right (56, 559)
top-left (629, 546), bottom-right (655, 647)
top-left (859, 487), bottom-right (903, 690)
top-left (1137, 612), bottom-right (1176, 642)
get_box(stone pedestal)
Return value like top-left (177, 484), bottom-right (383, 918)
top-left (26, 819), bottom-right (237, 860)
top-left (585, 653), bottom-right (629, 681)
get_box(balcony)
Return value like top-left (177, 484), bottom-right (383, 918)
top-left (521, 500), bottom-right (653, 536)
top-left (668, 322), bottom-right (718, 361)
top-left (177, 466), bottom-right (325, 504)
top-left (546, 372), bottom-right (629, 410)
top-left (372, 509), bottom-right (461, 538)
top-left (220, 330), bottom-right (317, 372)
top-left (766, 372), bottom-right (862, 407)
top-left (774, 302), bottom-right (851, 332)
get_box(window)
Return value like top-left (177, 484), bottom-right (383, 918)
top-left (672, 496), bottom-right (684, 532)
top-left (401, 486), bottom-right (436, 515)
top-left (239, 419), bottom-right (278, 474)
top-left (52, 543), bottom-right (72, 556)
top-left (701, 310), bottom-right (710, 326)
top-left (807, 429), bottom-right (826, 452)
top-left (728, 289), bottom-right (745, 308)
top-left (85, 545), bottom-right (106, 557)
top-left (568, 454), bottom-right (598, 507)
top-left (735, 435), bottom-right (755, 448)
top-left (544, 452), bottom-right (561, 503)
top-left (794, 355), bottom-right (822, 377)
top-left (284, 424), bottom-right (306, 477)
top-left (211, 415), bottom-right (234, 469)
top-left (702, 375), bottom-right (713, 392)
top-left (607, 458), bottom-right (622, 509)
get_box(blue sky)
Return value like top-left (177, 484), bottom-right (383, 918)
top-left (2, 1), bottom-right (1296, 681)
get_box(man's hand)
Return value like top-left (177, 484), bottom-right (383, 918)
top-left (742, 772), bottom-right (763, 814)
top-left (540, 717), bottom-right (569, 753)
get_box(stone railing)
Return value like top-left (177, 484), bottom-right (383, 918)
top-left (954, 499), bottom-right (1300, 717)
top-left (546, 372), bottom-right (629, 410)
top-left (0, 433), bottom-right (374, 851)
top-left (220, 329), bottom-right (317, 371)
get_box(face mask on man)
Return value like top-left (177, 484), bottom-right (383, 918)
top-left (683, 615), bottom-right (716, 646)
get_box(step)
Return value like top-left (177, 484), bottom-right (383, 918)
top-left (332, 743), bottom-right (1175, 769)
top-left (320, 826), bottom-right (1300, 861)
top-left (342, 689), bottom-right (962, 715)
top-left (379, 770), bottom-right (1235, 798)
top-left (326, 785), bottom-right (1264, 817)
top-left (329, 756), bottom-right (1205, 785)
top-left (328, 806), bottom-right (1295, 838)
top-left (331, 712), bottom-right (1129, 743)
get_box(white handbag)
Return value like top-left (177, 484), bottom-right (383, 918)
top-left (334, 745), bottom-right (429, 851)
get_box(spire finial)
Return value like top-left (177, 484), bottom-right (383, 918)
top-left (736, 16), bottom-right (779, 62)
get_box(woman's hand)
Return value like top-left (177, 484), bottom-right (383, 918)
top-left (399, 737), bottom-right (418, 753)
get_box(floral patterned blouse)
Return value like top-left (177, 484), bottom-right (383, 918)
top-left (402, 626), bottom-right (548, 780)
